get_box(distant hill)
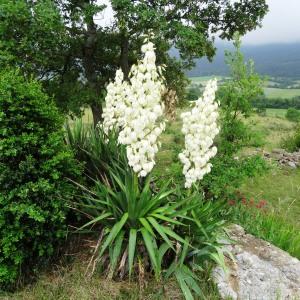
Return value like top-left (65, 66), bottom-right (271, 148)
top-left (180, 43), bottom-right (300, 78)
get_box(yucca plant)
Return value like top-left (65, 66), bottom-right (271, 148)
top-left (71, 159), bottom-right (227, 298)
top-left (65, 119), bottom-right (89, 158)
top-left (164, 192), bottom-right (228, 300)
top-left (70, 39), bottom-right (227, 299)
top-left (73, 160), bottom-right (196, 279)
top-left (65, 119), bottom-right (120, 180)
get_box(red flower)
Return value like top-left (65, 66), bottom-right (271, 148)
top-left (228, 200), bottom-right (236, 206)
top-left (260, 199), bottom-right (267, 206)
top-left (241, 197), bottom-right (247, 205)
top-left (256, 199), bottom-right (267, 209)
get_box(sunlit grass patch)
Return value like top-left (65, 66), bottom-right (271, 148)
top-left (240, 167), bottom-right (300, 229)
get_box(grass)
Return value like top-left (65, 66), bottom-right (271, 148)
top-left (265, 108), bottom-right (287, 118)
top-left (0, 260), bottom-right (180, 300)
top-left (0, 257), bottom-right (221, 300)
top-left (264, 87), bottom-right (300, 99)
top-left (230, 199), bottom-right (300, 258)
top-left (241, 109), bottom-right (300, 231)
top-left (154, 114), bottom-right (183, 174)
top-left (240, 167), bottom-right (300, 229)
top-left (237, 109), bottom-right (300, 258)
top-left (245, 111), bottom-right (295, 151)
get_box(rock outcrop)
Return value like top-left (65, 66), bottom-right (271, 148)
top-left (251, 148), bottom-right (300, 168)
top-left (213, 225), bottom-right (300, 300)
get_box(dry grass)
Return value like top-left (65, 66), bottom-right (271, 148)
top-left (1, 258), bottom-right (184, 300)
top-left (245, 112), bottom-right (296, 151)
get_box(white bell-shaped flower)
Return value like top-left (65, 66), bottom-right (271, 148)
top-left (101, 39), bottom-right (165, 177)
top-left (179, 79), bottom-right (219, 188)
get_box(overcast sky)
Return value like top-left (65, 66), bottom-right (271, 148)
top-left (97, 0), bottom-right (300, 45)
top-left (242, 0), bottom-right (300, 45)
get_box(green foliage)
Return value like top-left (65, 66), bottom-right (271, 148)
top-left (71, 138), bottom-right (227, 299)
top-left (65, 119), bottom-right (120, 181)
top-left (281, 125), bottom-right (300, 152)
top-left (0, 69), bottom-right (81, 286)
top-left (285, 107), bottom-right (300, 122)
top-left (253, 95), bottom-right (300, 110)
top-left (0, 0), bottom-right (65, 75)
top-left (200, 155), bottom-right (267, 201)
top-left (1, 0), bottom-right (268, 123)
top-left (229, 196), bottom-right (300, 259)
top-left (186, 85), bottom-right (201, 101)
top-left (218, 33), bottom-right (264, 155)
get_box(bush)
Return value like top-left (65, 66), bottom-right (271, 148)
top-left (285, 108), bottom-right (300, 122)
top-left (200, 155), bottom-right (267, 200)
top-left (281, 126), bottom-right (300, 152)
top-left (0, 69), bottom-right (81, 286)
top-left (218, 34), bottom-right (264, 156)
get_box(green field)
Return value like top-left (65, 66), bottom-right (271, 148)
top-left (265, 108), bottom-right (287, 118)
top-left (264, 87), bottom-right (300, 98)
top-left (189, 75), bottom-right (223, 83)
top-left (189, 76), bottom-right (300, 99)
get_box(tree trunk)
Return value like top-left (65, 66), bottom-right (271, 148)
top-left (82, 3), bottom-right (102, 126)
top-left (91, 104), bottom-right (102, 126)
top-left (120, 32), bottom-right (130, 80)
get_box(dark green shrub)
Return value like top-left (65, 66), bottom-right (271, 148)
top-left (0, 69), bottom-right (81, 286)
top-left (285, 108), bottom-right (300, 122)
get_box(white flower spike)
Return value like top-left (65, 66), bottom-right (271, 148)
top-left (101, 69), bottom-right (128, 133)
top-left (179, 79), bottom-right (219, 188)
top-left (101, 39), bottom-right (165, 177)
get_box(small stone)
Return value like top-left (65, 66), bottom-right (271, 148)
top-left (272, 148), bottom-right (286, 154)
top-left (288, 161), bottom-right (297, 168)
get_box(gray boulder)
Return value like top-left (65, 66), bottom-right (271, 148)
top-left (213, 225), bottom-right (300, 300)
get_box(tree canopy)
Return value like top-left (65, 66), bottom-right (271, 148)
top-left (0, 0), bottom-right (268, 124)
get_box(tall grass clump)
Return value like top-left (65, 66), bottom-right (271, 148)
top-left (65, 119), bottom-right (120, 181)
top-left (281, 125), bottom-right (300, 152)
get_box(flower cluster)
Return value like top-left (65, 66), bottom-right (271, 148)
top-left (102, 69), bottom-right (128, 133)
top-left (229, 191), bottom-right (268, 212)
top-left (179, 79), bottom-right (219, 188)
top-left (101, 40), bottom-right (165, 177)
